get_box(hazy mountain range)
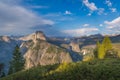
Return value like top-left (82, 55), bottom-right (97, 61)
top-left (0, 31), bottom-right (120, 73)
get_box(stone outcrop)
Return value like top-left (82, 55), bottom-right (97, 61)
top-left (19, 31), bottom-right (46, 41)
top-left (0, 36), bottom-right (11, 42)
top-left (20, 31), bottom-right (72, 69)
top-left (69, 42), bottom-right (80, 52)
top-left (21, 40), bottom-right (72, 69)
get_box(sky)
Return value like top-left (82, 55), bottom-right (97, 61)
top-left (0, 0), bottom-right (120, 37)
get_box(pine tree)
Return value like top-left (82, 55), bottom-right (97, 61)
top-left (95, 36), bottom-right (113, 59)
top-left (8, 45), bottom-right (25, 74)
top-left (94, 41), bottom-right (100, 58)
top-left (102, 36), bottom-right (112, 52)
top-left (98, 44), bottom-right (105, 59)
top-left (1, 72), bottom-right (5, 78)
top-left (0, 63), bottom-right (3, 73)
top-left (0, 63), bottom-right (4, 77)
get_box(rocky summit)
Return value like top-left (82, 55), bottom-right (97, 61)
top-left (23, 41), bottom-right (72, 69)
top-left (20, 36), bottom-right (72, 69)
top-left (19, 31), bottom-right (46, 41)
top-left (0, 31), bottom-right (73, 72)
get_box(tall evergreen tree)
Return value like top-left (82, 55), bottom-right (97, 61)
top-left (95, 36), bottom-right (113, 59)
top-left (0, 63), bottom-right (4, 77)
top-left (102, 36), bottom-right (112, 52)
top-left (94, 41), bottom-right (100, 58)
top-left (0, 63), bottom-right (3, 74)
top-left (8, 45), bottom-right (25, 74)
top-left (98, 44), bottom-right (105, 59)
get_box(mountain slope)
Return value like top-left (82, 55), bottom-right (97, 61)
top-left (0, 31), bottom-right (73, 73)
top-left (21, 39), bottom-right (72, 69)
top-left (1, 59), bottom-right (120, 80)
top-left (0, 36), bottom-right (18, 73)
top-left (19, 31), bottom-right (46, 41)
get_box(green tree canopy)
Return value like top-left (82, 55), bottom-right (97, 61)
top-left (8, 45), bottom-right (25, 75)
top-left (94, 41), bottom-right (100, 58)
top-left (98, 44), bottom-right (105, 59)
top-left (102, 36), bottom-right (112, 51)
top-left (0, 63), bottom-right (4, 77)
top-left (95, 36), bottom-right (113, 59)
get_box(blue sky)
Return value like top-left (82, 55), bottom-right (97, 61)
top-left (0, 0), bottom-right (120, 36)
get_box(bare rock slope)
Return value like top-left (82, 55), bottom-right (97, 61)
top-left (20, 31), bottom-right (72, 69)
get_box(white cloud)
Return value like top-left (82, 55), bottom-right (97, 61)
top-left (110, 8), bottom-right (116, 12)
top-left (104, 17), bottom-right (120, 29)
top-left (105, 0), bottom-right (117, 13)
top-left (83, 0), bottom-right (97, 11)
top-left (83, 0), bottom-right (105, 15)
top-left (105, 0), bottom-right (112, 7)
top-left (87, 13), bottom-right (92, 16)
top-left (98, 8), bottom-right (105, 15)
top-left (28, 5), bottom-right (48, 9)
top-left (0, 1), bottom-right (54, 35)
top-left (64, 10), bottom-right (72, 15)
top-left (62, 28), bottom-right (99, 36)
top-left (44, 13), bottom-right (74, 22)
top-left (0, 0), bottom-right (22, 5)
top-left (99, 24), bottom-right (103, 27)
top-left (83, 24), bottom-right (89, 27)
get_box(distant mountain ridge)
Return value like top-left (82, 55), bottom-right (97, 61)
top-left (0, 31), bottom-right (73, 72)
top-left (0, 32), bottom-right (120, 73)
top-left (19, 31), bottom-right (46, 41)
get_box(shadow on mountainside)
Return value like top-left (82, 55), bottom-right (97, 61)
top-left (68, 50), bottom-right (82, 62)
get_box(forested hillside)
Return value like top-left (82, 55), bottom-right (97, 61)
top-left (1, 59), bottom-right (120, 80)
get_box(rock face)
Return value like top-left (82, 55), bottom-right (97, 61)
top-left (35, 31), bottom-right (46, 41)
top-left (69, 42), bottom-right (80, 52)
top-left (21, 40), bottom-right (72, 69)
top-left (0, 36), bottom-right (11, 42)
top-left (0, 31), bottom-right (73, 72)
top-left (19, 31), bottom-right (72, 69)
top-left (19, 31), bottom-right (46, 41)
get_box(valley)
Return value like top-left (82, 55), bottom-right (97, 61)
top-left (0, 31), bottom-right (120, 80)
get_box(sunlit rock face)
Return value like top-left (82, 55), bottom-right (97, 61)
top-left (0, 36), bottom-right (11, 42)
top-left (19, 31), bottom-right (46, 41)
top-left (21, 40), bottom-right (72, 69)
top-left (69, 42), bottom-right (81, 52)
top-left (35, 31), bottom-right (46, 41)
top-left (19, 31), bottom-right (72, 69)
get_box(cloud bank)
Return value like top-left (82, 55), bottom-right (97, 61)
top-left (104, 17), bottom-right (120, 29)
top-left (0, 0), bottom-right (54, 35)
top-left (62, 28), bottom-right (99, 36)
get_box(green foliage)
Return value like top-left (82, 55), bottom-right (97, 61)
top-left (102, 36), bottom-right (112, 51)
top-left (1, 64), bottom-right (59, 80)
top-left (46, 46), bottom-right (66, 54)
top-left (0, 63), bottom-right (5, 78)
top-left (94, 41), bottom-right (100, 58)
top-left (105, 49), bottom-right (118, 58)
top-left (8, 45), bottom-right (25, 75)
top-left (83, 53), bottom-right (94, 61)
top-left (95, 36), bottom-right (114, 59)
top-left (0, 63), bottom-right (3, 74)
top-left (57, 48), bottom-right (64, 53)
top-left (0, 72), bottom-right (5, 78)
top-left (46, 46), bottom-right (56, 53)
top-left (98, 44), bottom-right (105, 59)
top-left (1, 59), bottom-right (120, 80)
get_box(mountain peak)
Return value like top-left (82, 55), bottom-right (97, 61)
top-left (19, 31), bottom-right (46, 41)
top-left (35, 31), bottom-right (46, 41)
top-left (0, 36), bottom-right (11, 42)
